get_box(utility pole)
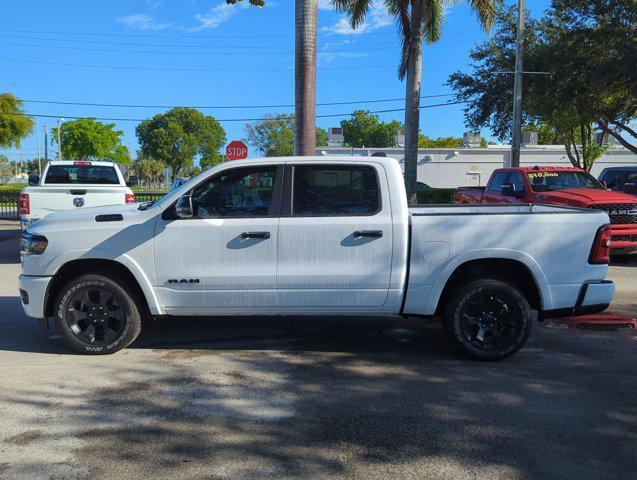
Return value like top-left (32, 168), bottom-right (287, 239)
top-left (57, 118), bottom-right (64, 161)
top-left (44, 124), bottom-right (48, 161)
top-left (36, 121), bottom-right (41, 175)
top-left (510, 0), bottom-right (525, 167)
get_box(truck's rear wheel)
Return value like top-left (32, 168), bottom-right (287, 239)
top-left (54, 274), bottom-right (142, 354)
top-left (442, 278), bottom-right (531, 361)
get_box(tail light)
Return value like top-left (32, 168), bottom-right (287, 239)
top-left (589, 224), bottom-right (612, 264)
top-left (125, 193), bottom-right (136, 204)
top-left (18, 194), bottom-right (30, 215)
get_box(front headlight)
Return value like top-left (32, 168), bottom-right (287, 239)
top-left (20, 232), bottom-right (48, 255)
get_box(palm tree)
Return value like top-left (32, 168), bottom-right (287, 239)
top-left (227, 0), bottom-right (317, 156)
top-left (333, 0), bottom-right (495, 203)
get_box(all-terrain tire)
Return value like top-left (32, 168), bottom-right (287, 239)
top-left (54, 273), bottom-right (142, 354)
top-left (442, 278), bottom-right (532, 361)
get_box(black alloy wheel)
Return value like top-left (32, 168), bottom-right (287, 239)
top-left (443, 278), bottom-right (532, 361)
top-left (55, 274), bottom-right (142, 354)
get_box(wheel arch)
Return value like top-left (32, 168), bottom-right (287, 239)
top-left (433, 256), bottom-right (547, 317)
top-left (44, 258), bottom-right (159, 319)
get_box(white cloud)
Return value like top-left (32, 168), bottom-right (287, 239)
top-left (321, 4), bottom-right (392, 35)
top-left (191, 1), bottom-right (249, 31)
top-left (318, 0), bottom-right (334, 9)
top-left (117, 13), bottom-right (171, 30)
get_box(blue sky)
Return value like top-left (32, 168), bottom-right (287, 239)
top-left (1, 0), bottom-right (550, 162)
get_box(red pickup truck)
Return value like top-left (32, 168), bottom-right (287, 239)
top-left (455, 166), bottom-right (637, 253)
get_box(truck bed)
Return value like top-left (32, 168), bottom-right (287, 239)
top-left (403, 203), bottom-right (610, 316)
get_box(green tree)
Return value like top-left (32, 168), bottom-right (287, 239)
top-left (448, 2), bottom-right (635, 171)
top-left (334, 0), bottom-right (495, 203)
top-left (245, 114), bottom-right (331, 156)
top-left (136, 107), bottom-right (226, 182)
top-left (133, 156), bottom-right (165, 188)
top-left (0, 93), bottom-right (34, 149)
top-left (418, 135), bottom-right (463, 148)
top-left (0, 154), bottom-right (13, 182)
top-left (340, 110), bottom-right (402, 148)
top-left (52, 118), bottom-right (130, 164)
top-left (316, 126), bottom-right (328, 147)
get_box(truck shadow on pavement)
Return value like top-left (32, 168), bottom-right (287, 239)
top-left (1, 314), bottom-right (636, 480)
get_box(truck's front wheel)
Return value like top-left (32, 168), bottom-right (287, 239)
top-left (442, 278), bottom-right (532, 361)
top-left (54, 274), bottom-right (142, 354)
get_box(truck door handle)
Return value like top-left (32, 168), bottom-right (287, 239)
top-left (70, 189), bottom-right (87, 195)
top-left (354, 230), bottom-right (383, 238)
top-left (241, 231), bottom-right (270, 239)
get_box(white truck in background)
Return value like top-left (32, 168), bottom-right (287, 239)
top-left (19, 156), bottom-right (615, 360)
top-left (19, 161), bottom-right (135, 230)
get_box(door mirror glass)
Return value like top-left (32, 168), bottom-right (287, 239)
top-left (623, 182), bottom-right (637, 195)
top-left (175, 194), bottom-right (193, 218)
top-left (28, 174), bottom-right (39, 186)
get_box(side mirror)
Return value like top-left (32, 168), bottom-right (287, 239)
top-left (623, 182), bottom-right (637, 195)
top-left (501, 182), bottom-right (524, 198)
top-left (28, 174), bottom-right (39, 186)
top-left (175, 194), bottom-right (193, 218)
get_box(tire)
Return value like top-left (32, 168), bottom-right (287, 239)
top-left (54, 274), bottom-right (142, 355)
top-left (442, 278), bottom-right (532, 361)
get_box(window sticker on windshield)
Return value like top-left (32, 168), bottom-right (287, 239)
top-left (69, 172), bottom-right (78, 181)
top-left (528, 172), bottom-right (559, 178)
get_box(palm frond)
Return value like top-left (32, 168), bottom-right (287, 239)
top-left (332, 0), bottom-right (375, 29)
top-left (469, 0), bottom-right (496, 34)
top-left (422, 0), bottom-right (444, 44)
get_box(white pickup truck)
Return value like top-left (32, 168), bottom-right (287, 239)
top-left (19, 160), bottom-right (135, 230)
top-left (19, 156), bottom-right (615, 360)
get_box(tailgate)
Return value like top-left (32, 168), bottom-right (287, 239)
top-left (28, 186), bottom-right (128, 218)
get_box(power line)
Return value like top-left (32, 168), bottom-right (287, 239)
top-left (0, 100), bottom-right (466, 123)
top-left (0, 57), bottom-right (468, 72)
top-left (17, 93), bottom-right (454, 109)
top-left (0, 33), bottom-right (479, 49)
top-left (0, 27), bottom-right (482, 40)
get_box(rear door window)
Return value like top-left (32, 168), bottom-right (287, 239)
top-left (45, 165), bottom-right (120, 185)
top-left (508, 172), bottom-right (526, 193)
top-left (292, 165), bottom-right (380, 216)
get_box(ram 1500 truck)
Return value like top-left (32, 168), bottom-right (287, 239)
top-left (19, 160), bottom-right (136, 230)
top-left (19, 157), bottom-right (615, 360)
top-left (455, 166), bottom-right (637, 253)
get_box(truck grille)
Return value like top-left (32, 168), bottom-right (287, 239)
top-left (612, 235), bottom-right (637, 243)
top-left (589, 204), bottom-right (637, 224)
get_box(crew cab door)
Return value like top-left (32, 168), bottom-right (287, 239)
top-left (153, 165), bottom-right (282, 313)
top-left (276, 163), bottom-right (393, 307)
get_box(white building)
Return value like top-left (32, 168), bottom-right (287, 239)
top-left (315, 145), bottom-right (637, 188)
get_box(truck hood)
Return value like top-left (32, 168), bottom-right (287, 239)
top-left (535, 189), bottom-right (637, 206)
top-left (27, 202), bottom-right (146, 235)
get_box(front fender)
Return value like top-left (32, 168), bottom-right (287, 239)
top-left (44, 248), bottom-right (164, 315)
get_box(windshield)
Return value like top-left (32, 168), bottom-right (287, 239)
top-left (527, 171), bottom-right (604, 192)
top-left (45, 165), bottom-right (120, 185)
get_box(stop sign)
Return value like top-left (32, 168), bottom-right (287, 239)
top-left (226, 140), bottom-right (248, 160)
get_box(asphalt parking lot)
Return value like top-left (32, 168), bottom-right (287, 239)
top-left (0, 223), bottom-right (636, 480)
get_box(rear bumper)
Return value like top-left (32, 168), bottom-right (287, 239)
top-left (541, 280), bottom-right (615, 319)
top-left (610, 224), bottom-right (637, 252)
top-left (18, 274), bottom-right (52, 320)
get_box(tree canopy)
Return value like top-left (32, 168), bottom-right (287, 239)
top-left (53, 118), bottom-right (130, 164)
top-left (136, 107), bottom-right (226, 180)
top-left (0, 93), bottom-right (34, 149)
top-left (418, 135), bottom-right (463, 148)
top-left (244, 114), bottom-right (327, 157)
top-left (447, 1), bottom-right (636, 170)
top-left (340, 110), bottom-right (402, 148)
